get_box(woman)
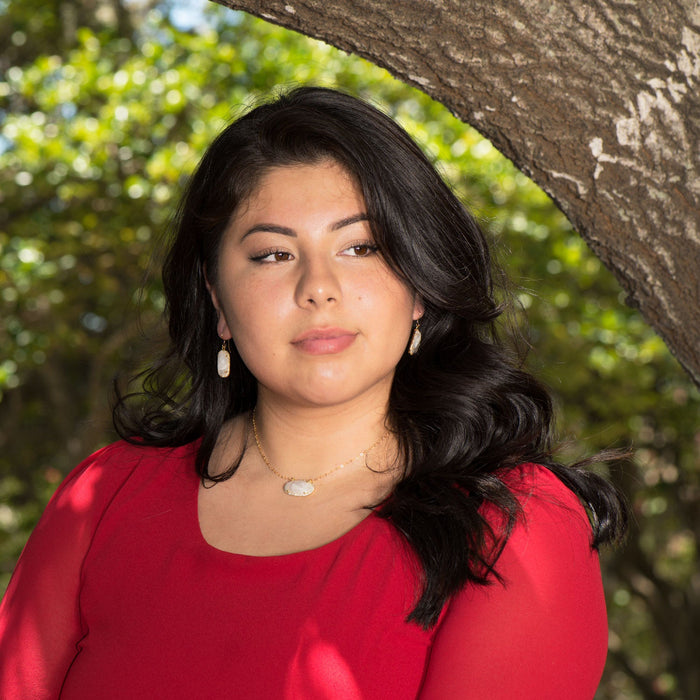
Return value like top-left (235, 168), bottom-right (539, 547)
top-left (0, 87), bottom-right (626, 698)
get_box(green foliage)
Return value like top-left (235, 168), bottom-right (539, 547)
top-left (1, 3), bottom-right (698, 698)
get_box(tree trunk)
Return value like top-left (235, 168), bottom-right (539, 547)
top-left (214, 0), bottom-right (700, 385)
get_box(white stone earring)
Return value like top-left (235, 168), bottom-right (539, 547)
top-left (217, 339), bottom-right (231, 378)
top-left (408, 320), bottom-right (422, 355)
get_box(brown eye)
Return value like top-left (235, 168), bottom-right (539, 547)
top-left (352, 245), bottom-right (372, 256)
top-left (249, 249), bottom-right (294, 263)
top-left (344, 243), bottom-right (378, 257)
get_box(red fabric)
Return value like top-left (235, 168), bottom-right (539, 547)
top-left (418, 466), bottom-right (609, 699)
top-left (0, 442), bottom-right (607, 699)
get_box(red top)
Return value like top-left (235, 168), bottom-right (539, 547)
top-left (0, 441), bottom-right (608, 699)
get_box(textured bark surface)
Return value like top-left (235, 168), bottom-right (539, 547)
top-left (215, 0), bottom-right (700, 384)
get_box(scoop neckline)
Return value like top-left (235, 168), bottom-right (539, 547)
top-left (190, 464), bottom-right (380, 562)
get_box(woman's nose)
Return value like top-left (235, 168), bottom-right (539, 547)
top-left (294, 257), bottom-right (342, 308)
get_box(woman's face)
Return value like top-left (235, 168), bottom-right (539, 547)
top-left (208, 160), bottom-right (423, 411)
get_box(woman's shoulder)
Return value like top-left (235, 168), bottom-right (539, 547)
top-left (76, 438), bottom-right (200, 469)
top-left (49, 439), bottom-right (200, 514)
top-left (499, 461), bottom-right (580, 496)
top-left (420, 463), bottom-right (606, 699)
top-left (467, 463), bottom-right (598, 607)
top-left (493, 462), bottom-right (593, 539)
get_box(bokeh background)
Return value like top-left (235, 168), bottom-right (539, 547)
top-left (1, 2), bottom-right (698, 698)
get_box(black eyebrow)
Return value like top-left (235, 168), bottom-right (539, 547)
top-left (241, 224), bottom-right (295, 240)
top-left (331, 213), bottom-right (370, 231)
top-left (241, 213), bottom-right (369, 241)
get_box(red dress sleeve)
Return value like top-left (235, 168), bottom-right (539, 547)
top-left (0, 443), bottom-right (140, 699)
top-left (419, 465), bottom-right (608, 700)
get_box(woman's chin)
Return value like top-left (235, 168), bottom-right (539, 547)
top-left (263, 374), bottom-right (394, 412)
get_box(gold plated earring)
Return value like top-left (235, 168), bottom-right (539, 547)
top-left (217, 339), bottom-right (231, 378)
top-left (408, 320), bottom-right (422, 355)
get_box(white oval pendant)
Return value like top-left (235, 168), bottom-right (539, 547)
top-left (283, 479), bottom-right (315, 497)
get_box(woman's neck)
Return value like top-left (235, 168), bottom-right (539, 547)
top-left (250, 390), bottom-right (395, 483)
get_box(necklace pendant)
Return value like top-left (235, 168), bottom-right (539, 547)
top-left (283, 479), bottom-right (315, 497)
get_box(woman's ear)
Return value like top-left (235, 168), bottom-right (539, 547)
top-left (203, 266), bottom-right (232, 341)
top-left (412, 296), bottom-right (425, 321)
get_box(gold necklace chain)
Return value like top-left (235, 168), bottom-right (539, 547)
top-left (251, 409), bottom-right (389, 496)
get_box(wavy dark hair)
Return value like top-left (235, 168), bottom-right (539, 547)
top-left (114, 86), bottom-right (627, 628)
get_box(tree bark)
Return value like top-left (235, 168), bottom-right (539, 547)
top-left (215, 0), bottom-right (700, 385)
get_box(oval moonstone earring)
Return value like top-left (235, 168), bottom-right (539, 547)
top-left (408, 321), bottom-right (422, 355)
top-left (217, 340), bottom-right (231, 378)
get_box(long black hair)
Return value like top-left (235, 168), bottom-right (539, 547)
top-left (114, 86), bottom-right (627, 627)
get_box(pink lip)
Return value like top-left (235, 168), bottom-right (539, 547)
top-left (291, 327), bottom-right (357, 355)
